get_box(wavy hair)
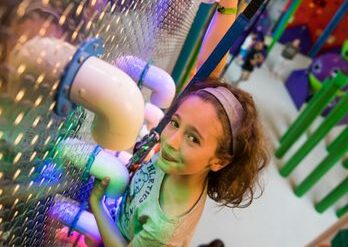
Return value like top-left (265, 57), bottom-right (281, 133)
top-left (172, 78), bottom-right (271, 208)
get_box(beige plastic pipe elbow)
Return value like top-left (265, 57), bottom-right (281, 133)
top-left (70, 56), bottom-right (145, 150)
top-left (7, 36), bottom-right (144, 150)
top-left (115, 56), bottom-right (176, 109)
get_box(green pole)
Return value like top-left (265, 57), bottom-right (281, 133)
top-left (267, 0), bottom-right (303, 53)
top-left (176, 38), bottom-right (204, 94)
top-left (294, 126), bottom-right (348, 196)
top-left (336, 204), bottom-right (348, 218)
top-left (313, 178), bottom-right (348, 213)
top-left (279, 75), bottom-right (346, 144)
top-left (343, 158), bottom-right (348, 169)
top-left (276, 73), bottom-right (348, 158)
top-left (171, 3), bottom-right (214, 88)
top-left (327, 127), bottom-right (348, 153)
top-left (280, 94), bottom-right (348, 177)
top-left (342, 40), bottom-right (348, 61)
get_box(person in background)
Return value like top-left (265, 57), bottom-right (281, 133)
top-left (236, 31), bottom-right (257, 64)
top-left (233, 37), bottom-right (266, 86)
top-left (271, 38), bottom-right (301, 79)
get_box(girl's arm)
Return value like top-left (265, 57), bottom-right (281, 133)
top-left (90, 181), bottom-right (167, 247)
top-left (90, 177), bottom-right (128, 247)
top-left (196, 0), bottom-right (239, 78)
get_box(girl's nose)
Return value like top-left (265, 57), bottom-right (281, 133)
top-left (166, 130), bottom-right (182, 151)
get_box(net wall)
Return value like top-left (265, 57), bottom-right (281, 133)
top-left (0, 0), bottom-right (200, 245)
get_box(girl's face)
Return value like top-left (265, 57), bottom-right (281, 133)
top-left (157, 95), bottom-right (224, 177)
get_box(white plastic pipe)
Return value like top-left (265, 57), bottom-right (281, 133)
top-left (104, 149), bottom-right (132, 166)
top-left (115, 56), bottom-right (176, 109)
top-left (70, 56), bottom-right (145, 150)
top-left (138, 125), bottom-right (150, 140)
top-left (49, 194), bottom-right (101, 241)
top-left (137, 102), bottom-right (164, 139)
top-left (115, 151), bottom-right (132, 166)
top-left (57, 138), bottom-right (129, 198)
top-left (144, 102), bottom-right (164, 130)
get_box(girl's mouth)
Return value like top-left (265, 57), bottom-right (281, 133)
top-left (161, 149), bottom-right (178, 162)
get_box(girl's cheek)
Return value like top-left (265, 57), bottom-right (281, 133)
top-left (160, 132), bottom-right (170, 148)
top-left (162, 125), bottom-right (174, 141)
top-left (162, 125), bottom-right (170, 137)
top-left (160, 129), bottom-right (168, 142)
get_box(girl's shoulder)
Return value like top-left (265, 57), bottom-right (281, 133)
top-left (138, 152), bottom-right (161, 173)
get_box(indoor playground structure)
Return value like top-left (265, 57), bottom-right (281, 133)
top-left (0, 0), bottom-right (266, 246)
top-left (285, 47), bottom-right (348, 124)
top-left (0, 0), bottom-right (200, 245)
top-left (271, 0), bottom-right (348, 220)
top-left (0, 0), bottom-right (347, 246)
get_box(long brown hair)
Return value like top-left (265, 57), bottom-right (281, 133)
top-left (172, 78), bottom-right (270, 208)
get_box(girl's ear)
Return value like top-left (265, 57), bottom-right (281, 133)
top-left (209, 157), bottom-right (230, 172)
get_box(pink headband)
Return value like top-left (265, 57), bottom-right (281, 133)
top-left (201, 87), bottom-right (244, 153)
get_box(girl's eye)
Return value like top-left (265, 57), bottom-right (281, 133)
top-left (187, 134), bottom-right (200, 144)
top-left (170, 119), bottom-right (179, 128)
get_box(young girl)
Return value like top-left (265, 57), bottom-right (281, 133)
top-left (89, 78), bottom-right (270, 247)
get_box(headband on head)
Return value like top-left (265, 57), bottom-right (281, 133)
top-left (201, 87), bottom-right (244, 153)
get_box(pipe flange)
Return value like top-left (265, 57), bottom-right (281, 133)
top-left (55, 38), bottom-right (103, 116)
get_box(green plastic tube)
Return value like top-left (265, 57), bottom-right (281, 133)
top-left (336, 204), bottom-right (348, 218)
top-left (276, 73), bottom-right (348, 159)
top-left (280, 94), bottom-right (348, 177)
top-left (314, 178), bottom-right (348, 213)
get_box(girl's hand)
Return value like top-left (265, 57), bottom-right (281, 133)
top-left (89, 177), bottom-right (110, 209)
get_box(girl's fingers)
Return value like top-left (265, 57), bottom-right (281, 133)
top-left (101, 177), bottom-right (110, 187)
top-left (90, 177), bottom-right (111, 206)
top-left (92, 177), bottom-right (109, 195)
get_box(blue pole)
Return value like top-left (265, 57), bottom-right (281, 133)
top-left (309, 0), bottom-right (348, 57)
top-left (171, 3), bottom-right (214, 85)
